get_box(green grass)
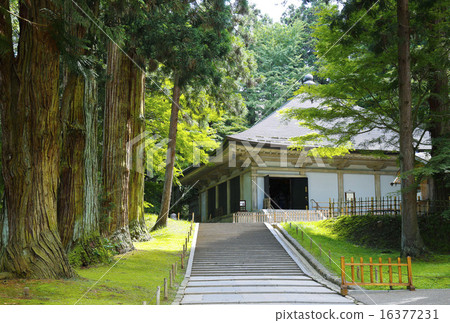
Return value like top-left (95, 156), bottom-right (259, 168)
top-left (0, 215), bottom-right (192, 305)
top-left (282, 221), bottom-right (450, 290)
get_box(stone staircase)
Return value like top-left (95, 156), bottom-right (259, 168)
top-left (177, 223), bottom-right (355, 305)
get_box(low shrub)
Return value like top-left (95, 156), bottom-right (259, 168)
top-left (321, 212), bottom-right (449, 253)
top-left (68, 235), bottom-right (117, 268)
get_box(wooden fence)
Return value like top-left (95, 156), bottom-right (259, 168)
top-left (313, 197), bottom-right (450, 217)
top-left (233, 209), bottom-right (329, 223)
top-left (340, 256), bottom-right (415, 296)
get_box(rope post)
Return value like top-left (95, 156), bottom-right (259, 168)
top-left (174, 262), bottom-right (177, 277)
top-left (340, 256), bottom-right (347, 296)
top-left (177, 212), bottom-right (180, 221)
top-left (169, 269), bottom-right (173, 288)
top-left (301, 231), bottom-right (304, 242)
top-left (23, 287), bottom-right (30, 299)
top-left (181, 253), bottom-right (184, 269)
top-left (156, 286), bottom-right (160, 305)
top-left (164, 278), bottom-right (168, 300)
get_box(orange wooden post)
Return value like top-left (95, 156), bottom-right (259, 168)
top-left (388, 258), bottom-right (393, 288)
top-left (340, 256), bottom-right (347, 295)
top-left (369, 257), bottom-right (374, 283)
top-left (407, 256), bottom-right (415, 291)
top-left (379, 257), bottom-right (383, 283)
top-left (398, 257), bottom-right (402, 284)
top-left (351, 257), bottom-right (355, 282)
top-left (360, 257), bottom-right (365, 283)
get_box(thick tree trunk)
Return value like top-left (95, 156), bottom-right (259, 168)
top-left (58, 70), bottom-right (86, 250)
top-left (57, 5), bottom-right (100, 251)
top-left (128, 66), bottom-right (151, 241)
top-left (102, 41), bottom-right (134, 253)
top-left (428, 70), bottom-right (450, 204)
top-left (0, 0), bottom-right (73, 278)
top-left (58, 72), bottom-right (100, 250)
top-left (81, 75), bottom-right (100, 240)
top-left (152, 75), bottom-right (181, 231)
top-left (397, 0), bottom-right (425, 257)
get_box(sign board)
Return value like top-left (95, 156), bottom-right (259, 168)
top-left (345, 191), bottom-right (356, 201)
top-left (239, 200), bottom-right (246, 211)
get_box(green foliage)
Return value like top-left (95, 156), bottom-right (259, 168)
top-left (0, 216), bottom-right (191, 304)
top-left (68, 235), bottom-right (117, 268)
top-left (136, 0), bottom-right (233, 87)
top-left (236, 1), bottom-right (332, 125)
top-left (212, 112), bottom-right (249, 142)
top-left (144, 180), bottom-right (163, 215)
top-left (241, 12), bottom-right (313, 124)
top-left (321, 214), bottom-right (450, 253)
top-left (283, 221), bottom-right (450, 289)
top-left (144, 80), bottom-right (221, 181)
top-left (286, 0), bottom-right (449, 173)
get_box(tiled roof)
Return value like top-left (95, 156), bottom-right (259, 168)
top-left (227, 95), bottom-right (431, 152)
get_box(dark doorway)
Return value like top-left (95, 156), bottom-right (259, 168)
top-left (269, 178), bottom-right (290, 209)
top-left (291, 177), bottom-right (308, 209)
top-left (207, 186), bottom-right (216, 218)
top-left (267, 177), bottom-right (308, 209)
top-left (229, 176), bottom-right (240, 213)
top-left (218, 182), bottom-right (227, 216)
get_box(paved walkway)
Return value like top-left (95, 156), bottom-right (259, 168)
top-left (349, 289), bottom-right (450, 305)
top-left (177, 223), bottom-right (355, 305)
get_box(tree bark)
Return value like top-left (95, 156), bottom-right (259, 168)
top-left (128, 64), bottom-right (151, 241)
top-left (57, 3), bottom-right (100, 251)
top-left (81, 75), bottom-right (100, 240)
top-left (428, 69), bottom-right (450, 204)
top-left (397, 0), bottom-right (425, 257)
top-left (58, 72), bottom-right (100, 250)
top-left (0, 0), bottom-right (73, 278)
top-left (58, 69), bottom-right (86, 250)
top-left (101, 41), bottom-right (135, 253)
top-left (152, 74), bottom-right (181, 231)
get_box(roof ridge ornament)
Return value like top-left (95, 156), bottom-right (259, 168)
top-left (303, 73), bottom-right (316, 85)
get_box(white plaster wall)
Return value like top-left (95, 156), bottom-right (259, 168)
top-left (256, 176), bottom-right (265, 210)
top-left (306, 172), bottom-right (339, 204)
top-left (343, 174), bottom-right (375, 199)
top-left (242, 172), bottom-right (252, 211)
top-left (200, 191), bottom-right (207, 222)
top-left (380, 175), bottom-right (400, 197)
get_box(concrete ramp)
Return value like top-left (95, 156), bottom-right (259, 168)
top-left (178, 223), bottom-right (354, 305)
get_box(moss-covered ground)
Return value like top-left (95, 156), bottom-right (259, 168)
top-left (282, 220), bottom-right (450, 290)
top-left (0, 215), bottom-right (192, 305)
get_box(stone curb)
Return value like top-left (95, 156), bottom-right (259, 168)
top-left (172, 222), bottom-right (199, 305)
top-left (275, 224), bottom-right (342, 287)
